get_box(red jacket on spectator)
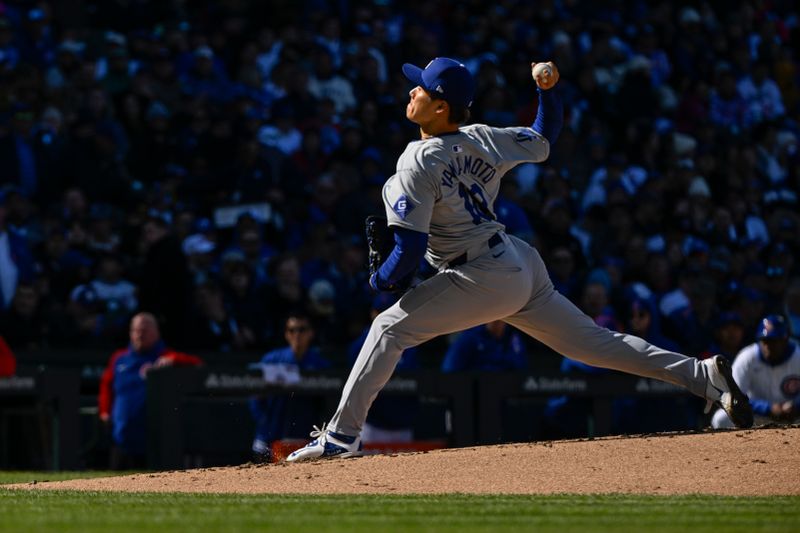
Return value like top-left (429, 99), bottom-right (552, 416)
top-left (98, 343), bottom-right (202, 421)
top-left (0, 336), bottom-right (15, 376)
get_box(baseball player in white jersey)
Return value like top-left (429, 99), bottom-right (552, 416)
top-left (713, 315), bottom-right (800, 428)
top-left (287, 57), bottom-right (753, 462)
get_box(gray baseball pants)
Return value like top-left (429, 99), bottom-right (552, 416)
top-left (328, 233), bottom-right (711, 437)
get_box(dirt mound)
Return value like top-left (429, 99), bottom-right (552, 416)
top-left (9, 426), bottom-right (800, 495)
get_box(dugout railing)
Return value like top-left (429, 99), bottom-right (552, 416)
top-left (1, 360), bottom-right (697, 471)
top-left (144, 366), bottom-right (475, 470)
top-left (476, 373), bottom-right (694, 444)
top-left (0, 368), bottom-right (81, 470)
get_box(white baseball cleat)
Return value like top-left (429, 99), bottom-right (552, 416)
top-left (703, 355), bottom-right (753, 428)
top-left (285, 424), bottom-right (362, 463)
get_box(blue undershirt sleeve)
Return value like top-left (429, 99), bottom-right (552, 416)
top-left (531, 87), bottom-right (563, 145)
top-left (750, 398), bottom-right (771, 416)
top-left (373, 227), bottom-right (428, 290)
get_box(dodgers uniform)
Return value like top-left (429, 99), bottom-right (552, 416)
top-left (287, 57), bottom-right (750, 462)
top-left (712, 341), bottom-right (800, 428)
top-left (328, 114), bottom-right (713, 438)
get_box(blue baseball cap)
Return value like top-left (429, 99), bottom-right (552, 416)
top-left (402, 57), bottom-right (475, 108)
top-left (756, 314), bottom-right (788, 340)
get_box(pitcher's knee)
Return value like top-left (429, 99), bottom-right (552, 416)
top-left (372, 310), bottom-right (399, 335)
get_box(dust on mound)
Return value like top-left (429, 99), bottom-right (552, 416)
top-left (8, 426), bottom-right (800, 495)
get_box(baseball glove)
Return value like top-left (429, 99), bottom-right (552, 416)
top-left (364, 215), bottom-right (415, 293)
top-left (365, 215), bottom-right (394, 280)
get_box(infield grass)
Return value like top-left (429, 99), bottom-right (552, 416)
top-left (1, 486), bottom-right (798, 533)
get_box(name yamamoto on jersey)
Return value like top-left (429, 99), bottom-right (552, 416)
top-left (441, 154), bottom-right (497, 188)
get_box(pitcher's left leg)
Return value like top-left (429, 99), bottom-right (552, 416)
top-left (329, 256), bottom-right (533, 436)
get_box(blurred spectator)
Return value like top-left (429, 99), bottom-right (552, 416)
top-left (625, 297), bottom-right (678, 352)
top-left (737, 63), bottom-right (786, 126)
top-left (441, 321), bottom-right (527, 373)
top-left (0, 282), bottom-right (48, 351)
top-left (547, 246), bottom-right (579, 301)
top-left (327, 236), bottom-right (372, 337)
top-left (37, 226), bottom-right (92, 302)
top-left (249, 312), bottom-right (330, 461)
top-left (537, 198), bottom-right (586, 269)
top-left (136, 213), bottom-right (192, 347)
top-left (306, 278), bottom-right (340, 348)
top-left (0, 335), bottom-right (15, 376)
top-left (88, 255), bottom-right (137, 313)
top-left (45, 40), bottom-right (84, 92)
top-left (580, 280), bottom-right (622, 332)
top-left (258, 104), bottom-right (302, 156)
top-left (189, 281), bottom-right (255, 352)
top-left (220, 257), bottom-right (269, 348)
top-left (98, 313), bottom-right (203, 469)
top-left (86, 205), bottom-right (122, 255)
top-left (183, 233), bottom-right (217, 286)
top-left (616, 56), bottom-right (659, 124)
top-left (181, 46), bottom-right (235, 103)
top-left (764, 263), bottom-right (791, 314)
top-left (307, 45), bottom-right (356, 116)
top-left (734, 286), bottom-right (768, 341)
top-left (262, 253), bottom-right (308, 344)
top-left (495, 180), bottom-right (534, 243)
top-left (273, 62), bottom-right (319, 124)
top-left (63, 255), bottom-right (138, 345)
top-left (62, 284), bottom-right (108, 345)
top-left (665, 275), bottom-right (718, 355)
top-left (703, 312), bottom-right (747, 362)
top-left (708, 68), bottom-right (746, 133)
top-left (712, 315), bottom-right (800, 428)
top-left (227, 226), bottom-right (276, 288)
top-left (0, 191), bottom-right (35, 312)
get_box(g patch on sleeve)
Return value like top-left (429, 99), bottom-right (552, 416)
top-left (392, 194), bottom-right (416, 220)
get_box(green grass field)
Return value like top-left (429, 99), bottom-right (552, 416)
top-left (1, 473), bottom-right (798, 533)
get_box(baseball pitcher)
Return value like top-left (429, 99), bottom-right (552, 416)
top-left (287, 57), bottom-right (753, 462)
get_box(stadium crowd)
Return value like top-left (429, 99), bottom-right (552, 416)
top-left (0, 0), bottom-right (798, 385)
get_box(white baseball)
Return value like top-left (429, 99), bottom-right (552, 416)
top-left (532, 63), bottom-right (552, 80)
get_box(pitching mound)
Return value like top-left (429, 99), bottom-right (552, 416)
top-left (10, 426), bottom-right (800, 495)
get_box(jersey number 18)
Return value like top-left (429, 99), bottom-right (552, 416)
top-left (458, 183), bottom-right (494, 225)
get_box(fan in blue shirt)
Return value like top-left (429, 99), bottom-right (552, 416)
top-left (249, 312), bottom-right (330, 461)
top-left (441, 320), bottom-right (528, 373)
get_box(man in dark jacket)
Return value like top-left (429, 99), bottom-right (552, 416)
top-left (137, 214), bottom-right (192, 347)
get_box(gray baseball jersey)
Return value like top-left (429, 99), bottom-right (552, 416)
top-left (383, 125), bottom-right (549, 267)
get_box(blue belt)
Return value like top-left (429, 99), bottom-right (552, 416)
top-left (449, 233), bottom-right (503, 267)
